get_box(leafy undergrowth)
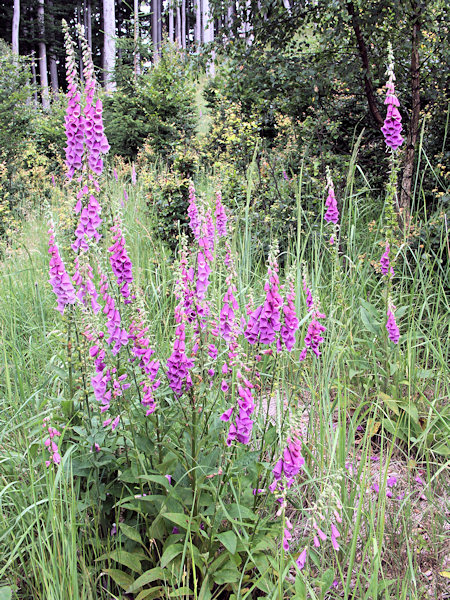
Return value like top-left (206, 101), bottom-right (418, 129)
top-left (0, 28), bottom-right (449, 600)
top-left (0, 159), bottom-right (448, 600)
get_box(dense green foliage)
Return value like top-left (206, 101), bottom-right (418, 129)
top-left (104, 45), bottom-right (198, 160)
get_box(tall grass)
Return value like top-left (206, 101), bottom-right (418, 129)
top-left (0, 149), bottom-right (448, 600)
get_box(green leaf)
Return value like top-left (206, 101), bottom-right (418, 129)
top-left (0, 588), bottom-right (12, 600)
top-left (126, 568), bottom-right (164, 593)
top-left (399, 402), bottom-right (420, 424)
top-left (102, 569), bottom-right (134, 591)
top-left (320, 568), bottom-right (335, 593)
top-left (198, 575), bottom-right (212, 600)
top-left (212, 565), bottom-right (241, 585)
top-left (98, 550), bottom-right (142, 573)
top-left (160, 543), bottom-right (184, 568)
top-left (216, 530), bottom-right (237, 555)
top-left (294, 576), bottom-right (307, 600)
top-left (254, 575), bottom-right (271, 593)
top-left (164, 512), bottom-right (199, 532)
top-left (119, 522), bottom-right (143, 545)
top-left (360, 305), bottom-right (380, 335)
top-left (379, 392), bottom-right (400, 416)
top-left (136, 587), bottom-right (164, 600)
top-left (169, 587), bottom-right (194, 597)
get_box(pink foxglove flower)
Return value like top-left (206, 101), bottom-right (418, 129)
top-left (63, 23), bottom-right (84, 179)
top-left (278, 272), bottom-right (299, 352)
top-left (215, 191), bottom-right (227, 237)
top-left (187, 185), bottom-right (201, 240)
top-left (386, 306), bottom-right (400, 344)
top-left (299, 274), bottom-right (326, 361)
top-left (272, 436), bottom-right (305, 490)
top-left (245, 243), bottom-right (283, 345)
top-left (108, 217), bottom-right (134, 300)
top-left (167, 323), bottom-right (194, 396)
top-left (324, 175), bottom-right (339, 225)
top-left (381, 47), bottom-right (404, 151)
top-left (43, 418), bottom-right (62, 467)
top-left (380, 242), bottom-right (394, 278)
top-left (48, 224), bottom-right (77, 314)
top-left (296, 548), bottom-right (307, 570)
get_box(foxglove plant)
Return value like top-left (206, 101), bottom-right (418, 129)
top-left (48, 222), bottom-right (77, 314)
top-left (386, 301), bottom-right (400, 344)
top-left (380, 241), bottom-right (394, 278)
top-left (299, 272), bottom-right (326, 362)
top-left (381, 44), bottom-right (404, 152)
top-left (278, 268), bottom-right (299, 352)
top-left (245, 242), bottom-right (283, 346)
top-left (215, 190), bottom-right (227, 237)
top-left (324, 168), bottom-right (339, 246)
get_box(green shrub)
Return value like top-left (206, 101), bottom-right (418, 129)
top-left (104, 43), bottom-right (197, 160)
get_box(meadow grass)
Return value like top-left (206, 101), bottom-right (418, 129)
top-left (0, 154), bottom-right (448, 600)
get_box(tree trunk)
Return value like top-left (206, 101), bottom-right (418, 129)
top-left (195, 0), bottom-right (202, 45)
top-left (400, 1), bottom-right (421, 225)
top-left (152, 0), bottom-right (159, 62)
top-left (176, 5), bottom-right (181, 46)
top-left (202, 0), bottom-right (209, 42)
top-left (103, 0), bottom-right (116, 91)
top-left (12, 0), bottom-right (20, 56)
top-left (134, 0), bottom-right (140, 77)
top-left (47, 0), bottom-right (58, 94)
top-left (346, 1), bottom-right (384, 128)
top-left (37, 0), bottom-right (50, 110)
top-left (87, 0), bottom-right (92, 50)
top-left (157, 0), bottom-right (162, 51)
top-left (169, 4), bottom-right (174, 43)
top-left (181, 0), bottom-right (186, 49)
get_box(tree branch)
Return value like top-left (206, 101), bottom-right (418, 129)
top-left (346, 1), bottom-right (384, 128)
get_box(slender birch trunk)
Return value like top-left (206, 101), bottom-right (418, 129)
top-left (12, 0), bottom-right (20, 56)
top-left (195, 0), bottom-right (202, 45)
top-left (103, 0), bottom-right (116, 91)
top-left (176, 5), bottom-right (181, 47)
top-left (134, 0), bottom-right (141, 77)
top-left (181, 0), bottom-right (186, 49)
top-left (37, 0), bottom-right (50, 109)
top-left (152, 0), bottom-right (159, 62)
top-left (169, 3), bottom-right (174, 43)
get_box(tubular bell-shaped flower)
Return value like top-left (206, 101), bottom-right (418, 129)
top-left (108, 215), bottom-right (134, 300)
top-left (386, 301), bottom-right (400, 344)
top-left (299, 271), bottom-right (326, 362)
top-left (380, 241), bottom-right (394, 278)
top-left (245, 242), bottom-right (283, 346)
top-left (324, 170), bottom-right (339, 225)
top-left (48, 223), bottom-right (77, 314)
top-left (215, 190), bottom-right (227, 237)
top-left (381, 44), bottom-right (404, 151)
top-left (167, 323), bottom-right (194, 396)
top-left (278, 269), bottom-right (299, 352)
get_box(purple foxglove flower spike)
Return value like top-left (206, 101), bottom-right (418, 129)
top-left (48, 224), bottom-right (77, 314)
top-left (279, 272), bottom-right (299, 351)
top-left (108, 217), bottom-right (134, 300)
top-left (381, 45), bottom-right (404, 151)
top-left (380, 241), bottom-right (394, 278)
top-left (215, 191), bottom-right (228, 237)
top-left (386, 304), bottom-right (400, 344)
top-left (245, 242), bottom-right (283, 346)
top-left (187, 185), bottom-right (201, 240)
top-left (167, 323), bottom-right (194, 396)
top-left (324, 174), bottom-right (339, 225)
top-left (299, 273), bottom-right (326, 362)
